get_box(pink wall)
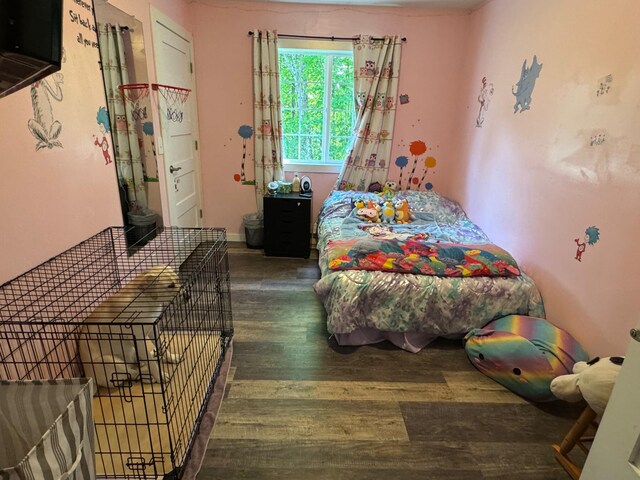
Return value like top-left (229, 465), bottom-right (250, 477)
top-left (452, 0), bottom-right (640, 355)
top-left (190, 0), bottom-right (471, 235)
top-left (0, 0), bottom-right (122, 284)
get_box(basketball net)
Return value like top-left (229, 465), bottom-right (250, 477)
top-left (152, 83), bottom-right (191, 123)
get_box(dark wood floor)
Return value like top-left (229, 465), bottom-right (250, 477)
top-left (199, 243), bottom-right (585, 479)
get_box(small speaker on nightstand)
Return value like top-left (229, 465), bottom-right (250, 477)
top-left (300, 175), bottom-right (312, 193)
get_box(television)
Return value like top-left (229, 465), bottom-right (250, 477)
top-left (0, 0), bottom-right (63, 99)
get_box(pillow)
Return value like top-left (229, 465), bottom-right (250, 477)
top-left (464, 315), bottom-right (588, 402)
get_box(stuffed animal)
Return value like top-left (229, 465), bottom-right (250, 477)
top-left (394, 199), bottom-right (414, 224)
top-left (380, 201), bottom-right (395, 223)
top-left (550, 356), bottom-right (624, 416)
top-left (356, 207), bottom-right (380, 223)
top-left (368, 181), bottom-right (383, 193)
top-left (353, 197), bottom-right (365, 209)
top-left (378, 180), bottom-right (397, 200)
top-left (464, 315), bottom-right (589, 402)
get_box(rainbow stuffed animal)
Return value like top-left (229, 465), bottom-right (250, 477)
top-left (464, 315), bottom-right (588, 402)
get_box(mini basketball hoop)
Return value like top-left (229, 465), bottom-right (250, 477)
top-left (152, 83), bottom-right (191, 123)
top-left (118, 83), bottom-right (150, 105)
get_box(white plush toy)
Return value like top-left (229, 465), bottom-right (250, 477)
top-left (550, 356), bottom-right (624, 416)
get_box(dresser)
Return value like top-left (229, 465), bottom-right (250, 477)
top-left (264, 192), bottom-right (312, 258)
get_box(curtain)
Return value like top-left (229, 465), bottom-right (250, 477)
top-left (336, 35), bottom-right (402, 191)
top-left (253, 29), bottom-right (285, 210)
top-left (97, 23), bottom-right (147, 211)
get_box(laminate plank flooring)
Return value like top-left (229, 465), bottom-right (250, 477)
top-left (201, 243), bottom-right (583, 479)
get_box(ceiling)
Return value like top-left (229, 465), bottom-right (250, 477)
top-left (197, 0), bottom-right (488, 11)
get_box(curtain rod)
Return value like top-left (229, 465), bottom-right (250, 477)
top-left (248, 31), bottom-right (406, 42)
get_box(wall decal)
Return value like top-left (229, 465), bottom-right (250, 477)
top-left (476, 77), bottom-right (494, 127)
top-left (399, 94), bottom-right (410, 105)
top-left (395, 155), bottom-right (409, 188)
top-left (512, 55), bottom-right (542, 113)
top-left (28, 73), bottom-right (65, 150)
top-left (418, 156), bottom-right (437, 189)
top-left (589, 132), bottom-right (606, 146)
top-left (236, 124), bottom-right (255, 185)
top-left (596, 74), bottom-right (612, 96)
top-left (574, 226), bottom-right (600, 262)
top-left (407, 140), bottom-right (427, 187)
top-left (142, 122), bottom-right (154, 136)
top-left (94, 106), bottom-right (112, 165)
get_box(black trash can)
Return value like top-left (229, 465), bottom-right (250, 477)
top-left (243, 212), bottom-right (264, 249)
top-left (127, 210), bottom-right (157, 245)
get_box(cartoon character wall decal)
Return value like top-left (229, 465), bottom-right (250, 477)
top-left (236, 124), bottom-right (255, 185)
top-left (28, 73), bottom-right (65, 150)
top-left (476, 77), bottom-right (494, 127)
top-left (94, 106), bottom-right (112, 165)
top-left (574, 226), bottom-right (600, 262)
top-left (512, 55), bottom-right (543, 113)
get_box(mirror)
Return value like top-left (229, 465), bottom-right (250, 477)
top-left (93, 0), bottom-right (163, 242)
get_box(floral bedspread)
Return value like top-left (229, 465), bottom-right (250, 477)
top-left (314, 190), bottom-right (545, 339)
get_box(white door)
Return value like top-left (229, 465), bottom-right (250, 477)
top-left (151, 9), bottom-right (202, 227)
top-left (582, 320), bottom-right (640, 479)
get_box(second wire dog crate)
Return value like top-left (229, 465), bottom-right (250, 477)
top-left (0, 227), bottom-right (233, 478)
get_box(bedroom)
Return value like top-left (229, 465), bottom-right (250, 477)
top-left (0, 0), bottom-right (639, 478)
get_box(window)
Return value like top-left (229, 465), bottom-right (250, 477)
top-left (278, 41), bottom-right (355, 170)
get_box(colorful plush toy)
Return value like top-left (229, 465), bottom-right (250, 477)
top-left (550, 356), bottom-right (624, 416)
top-left (356, 200), bottom-right (381, 223)
top-left (353, 197), bottom-right (365, 209)
top-left (380, 201), bottom-right (395, 223)
top-left (464, 315), bottom-right (589, 402)
top-left (394, 199), bottom-right (414, 224)
top-left (368, 181), bottom-right (383, 193)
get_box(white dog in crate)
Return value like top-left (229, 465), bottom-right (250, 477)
top-left (79, 265), bottom-right (184, 388)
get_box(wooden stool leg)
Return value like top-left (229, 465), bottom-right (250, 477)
top-left (552, 405), bottom-right (598, 480)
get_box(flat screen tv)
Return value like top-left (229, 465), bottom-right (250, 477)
top-left (0, 0), bottom-right (63, 99)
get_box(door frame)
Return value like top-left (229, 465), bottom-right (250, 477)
top-left (149, 6), bottom-right (203, 227)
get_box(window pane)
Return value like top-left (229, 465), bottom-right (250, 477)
top-left (279, 48), bottom-right (355, 165)
top-left (283, 135), bottom-right (300, 161)
top-left (281, 110), bottom-right (298, 134)
top-left (299, 108), bottom-right (323, 135)
top-left (331, 55), bottom-right (354, 111)
top-left (300, 135), bottom-right (323, 162)
top-left (330, 110), bottom-right (354, 138)
top-left (329, 136), bottom-right (351, 163)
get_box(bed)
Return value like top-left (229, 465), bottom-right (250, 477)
top-left (313, 189), bottom-right (545, 352)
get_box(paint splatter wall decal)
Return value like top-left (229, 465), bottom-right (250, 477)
top-left (235, 124), bottom-right (255, 185)
top-left (512, 55), bottom-right (542, 113)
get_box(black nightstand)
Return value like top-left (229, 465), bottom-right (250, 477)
top-left (264, 192), bottom-right (312, 258)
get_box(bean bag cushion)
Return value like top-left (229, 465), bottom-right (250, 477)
top-left (463, 315), bottom-right (588, 402)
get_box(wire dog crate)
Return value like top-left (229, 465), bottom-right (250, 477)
top-left (0, 227), bottom-right (233, 479)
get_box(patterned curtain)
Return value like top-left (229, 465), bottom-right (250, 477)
top-left (336, 35), bottom-right (402, 191)
top-left (97, 23), bottom-right (147, 211)
top-left (253, 29), bottom-right (284, 210)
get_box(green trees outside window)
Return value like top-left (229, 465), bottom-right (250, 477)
top-left (279, 48), bottom-right (355, 164)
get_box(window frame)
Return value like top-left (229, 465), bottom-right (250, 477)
top-left (277, 39), bottom-right (354, 173)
